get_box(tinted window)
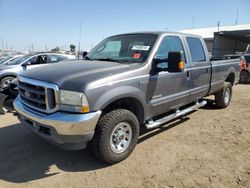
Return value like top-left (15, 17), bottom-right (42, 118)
top-left (50, 55), bottom-right (67, 63)
top-left (29, 55), bottom-right (48, 65)
top-left (244, 55), bottom-right (250, 63)
top-left (187, 37), bottom-right (206, 62)
top-left (155, 36), bottom-right (186, 61)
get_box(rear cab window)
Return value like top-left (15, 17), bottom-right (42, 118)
top-left (186, 37), bottom-right (206, 62)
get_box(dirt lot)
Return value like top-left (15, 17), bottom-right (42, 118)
top-left (0, 84), bottom-right (249, 188)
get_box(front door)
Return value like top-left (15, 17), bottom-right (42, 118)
top-left (148, 35), bottom-right (191, 116)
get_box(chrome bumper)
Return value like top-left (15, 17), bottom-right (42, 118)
top-left (14, 96), bottom-right (101, 150)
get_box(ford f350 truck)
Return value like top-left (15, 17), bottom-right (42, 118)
top-left (14, 32), bottom-right (240, 164)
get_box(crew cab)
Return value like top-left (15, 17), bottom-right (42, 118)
top-left (14, 32), bottom-right (240, 164)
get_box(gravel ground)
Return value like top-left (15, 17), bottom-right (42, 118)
top-left (0, 84), bottom-right (249, 188)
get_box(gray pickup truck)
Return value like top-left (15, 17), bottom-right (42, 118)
top-left (14, 32), bottom-right (240, 164)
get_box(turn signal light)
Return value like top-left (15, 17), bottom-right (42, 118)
top-left (179, 61), bottom-right (184, 70)
top-left (82, 106), bottom-right (90, 113)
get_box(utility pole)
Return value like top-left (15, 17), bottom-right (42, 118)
top-left (217, 21), bottom-right (220, 32)
top-left (235, 9), bottom-right (239, 25)
top-left (1, 37), bottom-right (4, 50)
top-left (192, 16), bottom-right (195, 29)
top-left (78, 20), bottom-right (83, 60)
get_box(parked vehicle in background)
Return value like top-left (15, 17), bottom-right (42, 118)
top-left (0, 55), bottom-right (23, 65)
top-left (14, 32), bottom-right (240, 164)
top-left (223, 54), bottom-right (250, 83)
top-left (0, 52), bottom-right (75, 89)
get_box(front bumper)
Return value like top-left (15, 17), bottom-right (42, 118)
top-left (14, 97), bottom-right (101, 150)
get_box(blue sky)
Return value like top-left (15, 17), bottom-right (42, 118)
top-left (0, 0), bottom-right (249, 51)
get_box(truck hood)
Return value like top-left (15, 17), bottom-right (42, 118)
top-left (20, 60), bottom-right (134, 92)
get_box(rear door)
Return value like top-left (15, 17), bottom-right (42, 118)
top-left (186, 37), bottom-right (210, 100)
top-left (149, 35), bottom-right (191, 116)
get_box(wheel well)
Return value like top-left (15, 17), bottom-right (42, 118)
top-left (0, 75), bottom-right (16, 81)
top-left (225, 73), bottom-right (235, 86)
top-left (241, 69), bottom-right (250, 74)
top-left (102, 97), bottom-right (144, 124)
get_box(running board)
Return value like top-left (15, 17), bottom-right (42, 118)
top-left (145, 100), bottom-right (207, 129)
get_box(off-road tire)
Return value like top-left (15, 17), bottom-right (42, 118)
top-left (240, 70), bottom-right (250, 83)
top-left (91, 109), bottom-right (139, 164)
top-left (215, 82), bottom-right (232, 108)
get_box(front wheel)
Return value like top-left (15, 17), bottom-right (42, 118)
top-left (91, 109), bottom-right (139, 164)
top-left (0, 76), bottom-right (15, 89)
top-left (215, 82), bottom-right (232, 108)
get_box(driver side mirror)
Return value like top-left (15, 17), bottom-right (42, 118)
top-left (82, 51), bottom-right (88, 57)
top-left (154, 51), bottom-right (184, 73)
top-left (21, 61), bottom-right (31, 67)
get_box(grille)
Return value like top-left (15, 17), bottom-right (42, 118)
top-left (18, 77), bottom-right (58, 113)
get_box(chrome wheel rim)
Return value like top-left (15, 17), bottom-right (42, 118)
top-left (2, 79), bottom-right (13, 89)
top-left (110, 122), bottom-right (132, 154)
top-left (224, 87), bottom-right (231, 104)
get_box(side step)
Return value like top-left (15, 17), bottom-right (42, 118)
top-left (145, 100), bottom-right (207, 129)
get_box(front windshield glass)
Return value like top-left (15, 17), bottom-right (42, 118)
top-left (6, 56), bottom-right (23, 65)
top-left (87, 34), bottom-right (158, 63)
top-left (0, 57), bottom-right (12, 64)
top-left (7, 55), bottom-right (32, 65)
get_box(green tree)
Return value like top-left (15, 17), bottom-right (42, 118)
top-left (51, 47), bottom-right (60, 52)
top-left (70, 44), bottom-right (76, 52)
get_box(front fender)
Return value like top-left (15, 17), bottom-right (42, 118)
top-left (93, 86), bottom-right (146, 112)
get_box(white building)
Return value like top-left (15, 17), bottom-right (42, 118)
top-left (180, 24), bottom-right (250, 57)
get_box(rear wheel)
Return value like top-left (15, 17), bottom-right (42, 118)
top-left (215, 82), bottom-right (232, 108)
top-left (0, 76), bottom-right (15, 89)
top-left (240, 71), bottom-right (250, 83)
top-left (91, 109), bottom-right (139, 164)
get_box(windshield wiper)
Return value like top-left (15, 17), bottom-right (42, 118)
top-left (94, 58), bottom-right (126, 64)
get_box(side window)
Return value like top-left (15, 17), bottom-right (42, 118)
top-left (30, 55), bottom-right (48, 65)
top-left (186, 37), bottom-right (206, 62)
top-left (50, 55), bottom-right (67, 63)
top-left (155, 36), bottom-right (186, 61)
top-left (28, 56), bottom-right (38, 64)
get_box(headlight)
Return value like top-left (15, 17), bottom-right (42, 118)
top-left (59, 90), bottom-right (90, 113)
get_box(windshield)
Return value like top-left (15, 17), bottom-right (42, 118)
top-left (0, 57), bottom-right (13, 64)
top-left (87, 34), bottom-right (158, 63)
top-left (7, 55), bottom-right (32, 65)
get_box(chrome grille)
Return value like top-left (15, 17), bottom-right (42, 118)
top-left (18, 76), bottom-right (59, 113)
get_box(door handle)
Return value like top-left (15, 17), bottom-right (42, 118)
top-left (205, 68), bottom-right (209, 73)
top-left (187, 70), bottom-right (190, 80)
